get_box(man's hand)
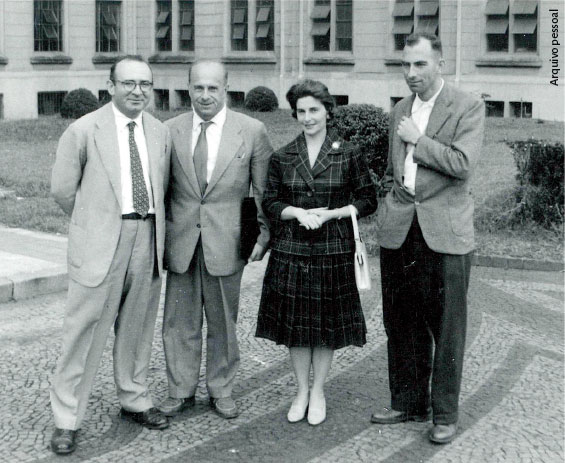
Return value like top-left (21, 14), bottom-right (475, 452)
top-left (248, 243), bottom-right (268, 263)
top-left (397, 116), bottom-right (422, 145)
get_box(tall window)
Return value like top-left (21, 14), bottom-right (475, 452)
top-left (231, 0), bottom-right (248, 51)
top-left (96, 1), bottom-right (121, 52)
top-left (311, 0), bottom-right (352, 52)
top-left (156, 0), bottom-right (172, 51)
top-left (255, 0), bottom-right (274, 51)
top-left (179, 0), bottom-right (195, 51)
top-left (416, 0), bottom-right (439, 35)
top-left (392, 0), bottom-right (439, 51)
top-left (485, 0), bottom-right (538, 53)
top-left (34, 0), bottom-right (63, 52)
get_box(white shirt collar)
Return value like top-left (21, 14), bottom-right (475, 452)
top-left (192, 104), bottom-right (227, 131)
top-left (111, 102), bottom-right (143, 130)
top-left (413, 79), bottom-right (444, 111)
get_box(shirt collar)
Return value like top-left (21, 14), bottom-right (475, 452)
top-left (413, 78), bottom-right (444, 111)
top-left (192, 104), bottom-right (227, 131)
top-left (111, 103), bottom-right (143, 130)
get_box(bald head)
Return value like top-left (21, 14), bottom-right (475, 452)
top-left (189, 60), bottom-right (228, 86)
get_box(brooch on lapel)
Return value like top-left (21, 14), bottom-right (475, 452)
top-left (331, 141), bottom-right (341, 150)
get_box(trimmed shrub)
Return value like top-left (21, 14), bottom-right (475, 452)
top-left (244, 86), bottom-right (279, 112)
top-left (60, 88), bottom-right (99, 119)
top-left (507, 140), bottom-right (564, 228)
top-left (328, 104), bottom-right (389, 193)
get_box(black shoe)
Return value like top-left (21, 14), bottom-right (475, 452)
top-left (50, 428), bottom-right (77, 455)
top-left (158, 396), bottom-right (196, 417)
top-left (429, 423), bottom-right (458, 444)
top-left (370, 408), bottom-right (431, 424)
top-left (120, 407), bottom-right (169, 430)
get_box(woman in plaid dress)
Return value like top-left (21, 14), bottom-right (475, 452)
top-left (255, 80), bottom-right (377, 425)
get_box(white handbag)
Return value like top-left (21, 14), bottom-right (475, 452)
top-left (349, 205), bottom-right (371, 291)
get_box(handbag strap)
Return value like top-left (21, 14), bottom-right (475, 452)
top-left (349, 205), bottom-right (361, 242)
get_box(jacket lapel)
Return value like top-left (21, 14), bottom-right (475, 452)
top-left (395, 96), bottom-right (415, 178)
top-left (310, 131), bottom-right (339, 178)
top-left (425, 84), bottom-right (452, 139)
top-left (172, 113), bottom-right (201, 197)
top-left (290, 134), bottom-right (315, 191)
top-left (205, 110), bottom-right (244, 195)
top-left (142, 114), bottom-right (162, 203)
top-left (94, 104), bottom-right (122, 209)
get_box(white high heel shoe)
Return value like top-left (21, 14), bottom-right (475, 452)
top-left (287, 393), bottom-right (309, 423)
top-left (307, 393), bottom-right (326, 426)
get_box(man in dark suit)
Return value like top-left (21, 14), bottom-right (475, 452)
top-left (371, 33), bottom-right (485, 444)
top-left (158, 60), bottom-right (272, 419)
top-left (49, 56), bottom-right (171, 455)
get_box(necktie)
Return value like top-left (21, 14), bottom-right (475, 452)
top-left (127, 121), bottom-right (150, 217)
top-left (193, 121), bottom-right (212, 196)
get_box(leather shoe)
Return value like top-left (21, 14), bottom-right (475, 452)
top-left (210, 397), bottom-right (239, 419)
top-left (50, 428), bottom-right (77, 455)
top-left (120, 407), bottom-right (169, 430)
top-left (429, 423), bottom-right (457, 444)
top-left (158, 396), bottom-right (195, 416)
top-left (287, 393), bottom-right (309, 423)
top-left (307, 393), bottom-right (326, 426)
top-left (370, 408), bottom-right (431, 424)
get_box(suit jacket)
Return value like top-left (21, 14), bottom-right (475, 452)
top-left (164, 108), bottom-right (273, 276)
top-left (51, 103), bottom-right (171, 287)
top-left (376, 83), bottom-right (485, 255)
top-left (264, 130), bottom-right (377, 256)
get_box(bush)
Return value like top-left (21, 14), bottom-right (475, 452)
top-left (507, 140), bottom-right (564, 229)
top-left (244, 86), bottom-right (279, 112)
top-left (60, 88), bottom-right (99, 119)
top-left (328, 104), bottom-right (389, 193)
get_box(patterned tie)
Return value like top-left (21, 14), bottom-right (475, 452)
top-left (193, 121), bottom-right (212, 196)
top-left (127, 121), bottom-right (150, 217)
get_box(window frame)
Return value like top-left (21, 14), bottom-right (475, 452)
top-left (96, 0), bottom-right (122, 53)
top-left (156, 0), bottom-right (172, 52)
top-left (309, 0), bottom-right (353, 54)
top-left (34, 0), bottom-right (64, 52)
top-left (226, 0), bottom-right (276, 55)
top-left (390, 0), bottom-right (440, 53)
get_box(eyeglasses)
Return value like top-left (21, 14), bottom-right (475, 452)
top-left (112, 80), bottom-right (153, 93)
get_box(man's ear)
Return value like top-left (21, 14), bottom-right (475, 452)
top-left (107, 79), bottom-right (116, 96)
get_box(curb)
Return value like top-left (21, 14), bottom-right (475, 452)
top-left (0, 266), bottom-right (68, 304)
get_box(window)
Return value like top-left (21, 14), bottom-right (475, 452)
top-left (96, 1), bottom-right (121, 52)
top-left (228, 91), bottom-right (245, 107)
top-left (392, 0), bottom-right (439, 51)
top-left (332, 94), bottom-right (349, 106)
top-left (99, 90), bottom-right (111, 104)
top-left (510, 101), bottom-right (532, 118)
top-left (156, 0), bottom-right (172, 51)
top-left (485, 0), bottom-right (538, 53)
top-left (34, 1), bottom-right (63, 52)
top-left (179, 0), bottom-right (195, 51)
top-left (390, 96), bottom-right (404, 108)
top-left (0, 94), bottom-right (3, 120)
top-left (310, 0), bottom-right (352, 52)
top-left (38, 91), bottom-right (67, 115)
top-left (485, 100), bottom-right (504, 117)
top-left (231, 0), bottom-right (248, 51)
top-left (255, 0), bottom-right (274, 51)
top-left (175, 90), bottom-right (191, 108)
top-left (154, 89), bottom-right (170, 111)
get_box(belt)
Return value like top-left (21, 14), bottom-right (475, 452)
top-left (121, 213), bottom-right (155, 220)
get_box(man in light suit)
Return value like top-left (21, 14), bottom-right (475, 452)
top-left (49, 56), bottom-right (171, 455)
top-left (370, 34), bottom-right (484, 444)
top-left (158, 60), bottom-right (272, 419)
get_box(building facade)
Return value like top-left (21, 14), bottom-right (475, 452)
top-left (0, 0), bottom-right (563, 120)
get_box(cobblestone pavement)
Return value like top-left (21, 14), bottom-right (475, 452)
top-left (0, 258), bottom-right (563, 463)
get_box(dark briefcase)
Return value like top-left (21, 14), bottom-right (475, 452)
top-left (240, 197), bottom-right (260, 260)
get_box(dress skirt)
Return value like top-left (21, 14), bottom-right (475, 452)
top-left (255, 250), bottom-right (367, 350)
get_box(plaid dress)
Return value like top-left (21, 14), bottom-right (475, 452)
top-left (255, 131), bottom-right (377, 350)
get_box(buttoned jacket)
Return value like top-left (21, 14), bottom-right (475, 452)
top-left (264, 130), bottom-right (377, 256)
top-left (376, 83), bottom-right (485, 254)
top-left (51, 103), bottom-right (171, 287)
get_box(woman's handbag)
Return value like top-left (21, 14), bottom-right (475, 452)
top-left (240, 197), bottom-right (260, 260)
top-left (349, 205), bottom-right (371, 291)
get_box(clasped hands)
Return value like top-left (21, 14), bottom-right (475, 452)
top-left (296, 207), bottom-right (334, 230)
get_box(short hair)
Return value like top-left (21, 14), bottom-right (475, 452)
top-left (188, 60), bottom-right (228, 85)
top-left (286, 79), bottom-right (335, 120)
top-left (109, 55), bottom-right (151, 81)
top-left (404, 33), bottom-right (443, 56)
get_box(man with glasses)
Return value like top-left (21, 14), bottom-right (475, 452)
top-left (49, 56), bottom-right (171, 455)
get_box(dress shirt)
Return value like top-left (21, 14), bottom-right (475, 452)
top-left (191, 105), bottom-right (227, 183)
top-left (112, 104), bottom-right (155, 214)
top-left (403, 79), bottom-right (444, 196)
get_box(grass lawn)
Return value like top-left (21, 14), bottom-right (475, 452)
top-left (0, 108), bottom-right (562, 262)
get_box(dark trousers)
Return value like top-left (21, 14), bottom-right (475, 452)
top-left (380, 218), bottom-right (472, 425)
